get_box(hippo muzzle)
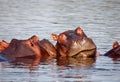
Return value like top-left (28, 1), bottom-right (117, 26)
top-left (68, 37), bottom-right (96, 57)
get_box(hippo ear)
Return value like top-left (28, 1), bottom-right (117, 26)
top-left (58, 34), bottom-right (67, 43)
top-left (28, 35), bottom-right (39, 47)
top-left (75, 27), bottom-right (84, 36)
top-left (51, 33), bottom-right (58, 41)
top-left (112, 41), bottom-right (119, 48)
top-left (29, 35), bottom-right (39, 42)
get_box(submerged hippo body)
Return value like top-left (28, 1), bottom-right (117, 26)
top-left (104, 41), bottom-right (120, 59)
top-left (0, 35), bottom-right (56, 61)
top-left (51, 27), bottom-right (96, 58)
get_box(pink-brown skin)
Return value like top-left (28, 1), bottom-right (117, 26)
top-left (104, 41), bottom-right (120, 60)
top-left (1, 35), bottom-right (56, 62)
top-left (51, 27), bottom-right (97, 58)
top-left (0, 40), bottom-right (9, 52)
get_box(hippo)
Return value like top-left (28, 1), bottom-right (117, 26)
top-left (104, 41), bottom-right (120, 59)
top-left (0, 40), bottom-right (9, 52)
top-left (0, 35), bottom-right (56, 62)
top-left (51, 27), bottom-right (97, 58)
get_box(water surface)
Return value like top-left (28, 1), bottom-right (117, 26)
top-left (0, 0), bottom-right (120, 82)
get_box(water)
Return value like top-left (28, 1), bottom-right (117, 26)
top-left (0, 0), bottom-right (120, 81)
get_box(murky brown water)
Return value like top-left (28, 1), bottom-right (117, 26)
top-left (0, 0), bottom-right (120, 82)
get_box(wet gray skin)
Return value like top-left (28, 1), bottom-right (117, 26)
top-left (68, 36), bottom-right (96, 57)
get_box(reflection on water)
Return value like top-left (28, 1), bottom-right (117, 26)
top-left (10, 57), bottom-right (41, 70)
top-left (57, 56), bottom-right (96, 68)
top-left (0, 0), bottom-right (120, 82)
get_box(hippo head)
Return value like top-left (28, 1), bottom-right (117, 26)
top-left (2, 35), bottom-right (41, 59)
top-left (51, 27), bottom-right (96, 58)
top-left (104, 41), bottom-right (120, 59)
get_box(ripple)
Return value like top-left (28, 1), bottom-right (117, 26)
top-left (0, 0), bottom-right (120, 82)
